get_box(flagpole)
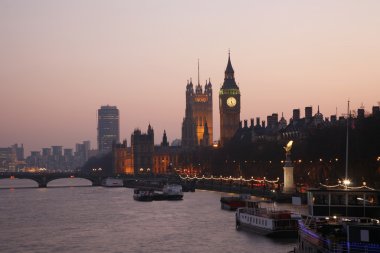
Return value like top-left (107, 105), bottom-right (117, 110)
top-left (345, 100), bottom-right (350, 182)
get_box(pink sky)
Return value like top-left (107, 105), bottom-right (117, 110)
top-left (1, 0), bottom-right (380, 154)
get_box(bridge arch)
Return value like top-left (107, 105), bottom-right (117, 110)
top-left (47, 177), bottom-right (93, 187)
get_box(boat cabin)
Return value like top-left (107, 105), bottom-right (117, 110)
top-left (307, 187), bottom-right (380, 218)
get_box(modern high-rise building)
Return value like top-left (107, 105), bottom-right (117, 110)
top-left (219, 53), bottom-right (241, 146)
top-left (181, 62), bottom-right (213, 147)
top-left (97, 105), bottom-right (120, 153)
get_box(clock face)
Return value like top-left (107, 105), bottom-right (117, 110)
top-left (226, 97), bottom-right (237, 107)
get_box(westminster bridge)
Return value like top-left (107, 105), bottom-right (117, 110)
top-left (0, 172), bottom-right (298, 201)
top-left (0, 172), bottom-right (107, 188)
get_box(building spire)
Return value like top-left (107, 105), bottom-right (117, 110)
top-left (225, 51), bottom-right (234, 78)
top-left (222, 50), bottom-right (238, 89)
top-left (197, 58), bottom-right (200, 85)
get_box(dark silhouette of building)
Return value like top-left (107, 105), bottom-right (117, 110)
top-left (161, 130), bottom-right (169, 147)
top-left (113, 127), bottom-right (180, 175)
top-left (357, 108), bottom-right (365, 119)
top-left (305, 106), bottom-right (313, 123)
top-left (97, 105), bottom-right (120, 153)
top-left (113, 140), bottom-right (133, 175)
top-left (131, 124), bottom-right (154, 174)
top-left (373, 106), bottom-right (380, 118)
top-left (181, 61), bottom-right (213, 147)
top-left (219, 52), bottom-right (241, 146)
top-left (293, 109), bottom-right (300, 122)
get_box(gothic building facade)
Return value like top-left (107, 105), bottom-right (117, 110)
top-left (219, 53), bottom-right (241, 146)
top-left (113, 126), bottom-right (180, 175)
top-left (181, 68), bottom-right (213, 148)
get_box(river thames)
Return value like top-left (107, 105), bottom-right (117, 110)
top-left (0, 178), bottom-right (299, 253)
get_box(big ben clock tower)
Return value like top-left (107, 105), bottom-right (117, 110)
top-left (219, 52), bottom-right (240, 146)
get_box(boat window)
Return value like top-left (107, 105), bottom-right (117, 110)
top-left (348, 194), bottom-right (363, 206)
top-left (331, 193), bottom-right (346, 205)
top-left (365, 194), bottom-right (378, 206)
top-left (313, 193), bottom-right (328, 205)
top-left (360, 230), bottom-right (369, 242)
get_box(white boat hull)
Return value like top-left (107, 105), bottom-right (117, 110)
top-left (101, 178), bottom-right (123, 187)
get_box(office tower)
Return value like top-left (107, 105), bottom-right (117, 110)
top-left (97, 105), bottom-right (120, 153)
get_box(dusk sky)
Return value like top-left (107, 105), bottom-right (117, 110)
top-left (1, 0), bottom-right (380, 154)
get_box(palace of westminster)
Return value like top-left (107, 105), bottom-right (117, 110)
top-left (113, 53), bottom-right (242, 175)
top-left (2, 54), bottom-right (379, 174)
top-left (111, 54), bottom-right (380, 176)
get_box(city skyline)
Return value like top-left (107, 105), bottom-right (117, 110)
top-left (1, 1), bottom-right (380, 154)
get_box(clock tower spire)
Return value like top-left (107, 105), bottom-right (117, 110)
top-left (219, 52), bottom-right (241, 146)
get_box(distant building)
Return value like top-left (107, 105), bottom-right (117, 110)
top-left (357, 108), bottom-right (365, 119)
top-left (373, 106), bottom-right (380, 117)
top-left (0, 144), bottom-right (25, 172)
top-left (113, 127), bottom-right (180, 175)
top-left (181, 62), bottom-right (213, 148)
top-left (0, 147), bottom-right (16, 172)
top-left (219, 53), bottom-right (241, 146)
top-left (97, 105), bottom-right (120, 153)
top-left (305, 106), bottom-right (313, 123)
top-left (52, 146), bottom-right (63, 156)
top-left (75, 140), bottom-right (92, 167)
top-left (131, 125), bottom-right (154, 174)
top-left (42, 148), bottom-right (51, 156)
top-left (113, 140), bottom-right (133, 175)
top-left (293, 109), bottom-right (300, 122)
top-left (11, 144), bottom-right (24, 161)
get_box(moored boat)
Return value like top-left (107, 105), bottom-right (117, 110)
top-left (235, 200), bottom-right (301, 237)
top-left (101, 177), bottom-right (123, 187)
top-left (220, 194), bottom-right (250, 210)
top-left (297, 186), bottom-right (380, 253)
top-left (162, 184), bottom-right (183, 200)
top-left (133, 188), bottom-right (155, 201)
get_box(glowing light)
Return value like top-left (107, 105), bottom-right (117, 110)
top-left (343, 179), bottom-right (351, 186)
top-left (178, 174), bottom-right (279, 184)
